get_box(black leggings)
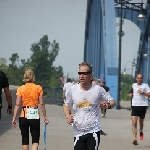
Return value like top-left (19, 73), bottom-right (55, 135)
top-left (19, 117), bottom-right (40, 145)
top-left (74, 131), bottom-right (100, 150)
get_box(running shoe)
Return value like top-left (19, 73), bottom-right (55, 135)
top-left (133, 139), bottom-right (138, 146)
top-left (101, 114), bottom-right (105, 118)
top-left (140, 132), bottom-right (144, 140)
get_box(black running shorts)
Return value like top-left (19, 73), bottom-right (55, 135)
top-left (131, 106), bottom-right (147, 119)
top-left (74, 131), bottom-right (100, 150)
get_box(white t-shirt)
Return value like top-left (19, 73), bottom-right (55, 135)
top-left (65, 83), bottom-right (113, 137)
top-left (132, 83), bottom-right (150, 106)
top-left (63, 82), bottom-right (74, 97)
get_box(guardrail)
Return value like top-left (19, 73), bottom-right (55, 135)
top-left (0, 86), bottom-right (64, 121)
top-left (42, 87), bottom-right (64, 106)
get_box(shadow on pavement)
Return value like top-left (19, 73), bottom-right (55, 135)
top-left (0, 115), bottom-right (13, 137)
top-left (100, 130), bottom-right (108, 136)
top-left (0, 89), bottom-right (17, 136)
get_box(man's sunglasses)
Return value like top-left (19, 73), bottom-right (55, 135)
top-left (78, 72), bottom-right (91, 75)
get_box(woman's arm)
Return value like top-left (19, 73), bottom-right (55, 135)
top-left (12, 95), bottom-right (21, 127)
top-left (39, 95), bottom-right (49, 124)
top-left (13, 95), bottom-right (21, 119)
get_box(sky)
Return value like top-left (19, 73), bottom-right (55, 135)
top-left (116, 18), bottom-right (140, 76)
top-left (0, 0), bottom-right (145, 79)
top-left (0, 0), bottom-right (87, 79)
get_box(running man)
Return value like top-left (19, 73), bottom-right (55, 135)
top-left (63, 78), bottom-right (74, 103)
top-left (131, 73), bottom-right (150, 145)
top-left (63, 62), bottom-right (116, 150)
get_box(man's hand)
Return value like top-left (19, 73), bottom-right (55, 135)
top-left (66, 114), bottom-right (74, 125)
top-left (137, 89), bottom-right (143, 94)
top-left (63, 96), bottom-right (66, 100)
top-left (128, 93), bottom-right (133, 97)
top-left (100, 101), bottom-right (110, 109)
top-left (7, 108), bottom-right (12, 114)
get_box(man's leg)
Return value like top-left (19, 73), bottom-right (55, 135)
top-left (139, 106), bottom-right (147, 140)
top-left (132, 116), bottom-right (138, 139)
top-left (139, 118), bottom-right (144, 131)
top-left (74, 136), bottom-right (86, 150)
top-left (139, 118), bottom-right (144, 140)
top-left (87, 131), bottom-right (100, 150)
top-left (132, 115), bottom-right (139, 145)
top-left (104, 108), bottom-right (106, 115)
top-left (101, 108), bottom-right (104, 117)
top-left (131, 106), bottom-right (139, 145)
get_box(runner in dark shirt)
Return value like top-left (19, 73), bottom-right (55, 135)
top-left (0, 71), bottom-right (12, 119)
top-left (101, 81), bottom-right (110, 117)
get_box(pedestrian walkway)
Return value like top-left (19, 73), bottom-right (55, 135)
top-left (0, 87), bottom-right (150, 149)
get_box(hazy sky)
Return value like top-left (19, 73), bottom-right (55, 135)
top-left (0, 0), bottom-right (87, 79)
top-left (0, 0), bottom-right (144, 79)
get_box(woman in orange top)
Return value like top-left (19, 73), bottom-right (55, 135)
top-left (12, 68), bottom-right (49, 150)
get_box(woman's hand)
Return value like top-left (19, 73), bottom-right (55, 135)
top-left (44, 117), bottom-right (49, 125)
top-left (12, 118), bottom-right (17, 128)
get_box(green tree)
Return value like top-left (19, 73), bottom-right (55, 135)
top-left (7, 53), bottom-right (21, 85)
top-left (121, 74), bottom-right (133, 101)
top-left (9, 53), bottom-right (19, 67)
top-left (0, 58), bottom-right (7, 66)
top-left (30, 35), bottom-right (63, 86)
top-left (0, 35), bottom-right (63, 87)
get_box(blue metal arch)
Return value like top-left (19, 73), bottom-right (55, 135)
top-left (84, 0), bottom-right (118, 103)
top-left (115, 7), bottom-right (145, 31)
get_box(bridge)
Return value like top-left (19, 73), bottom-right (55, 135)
top-left (84, 0), bottom-right (150, 108)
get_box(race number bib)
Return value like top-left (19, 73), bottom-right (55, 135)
top-left (27, 108), bottom-right (39, 119)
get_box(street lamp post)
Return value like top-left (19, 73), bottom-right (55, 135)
top-left (116, 0), bottom-right (123, 109)
top-left (116, 0), bottom-right (145, 109)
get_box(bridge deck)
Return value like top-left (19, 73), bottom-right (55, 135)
top-left (0, 86), bottom-right (150, 150)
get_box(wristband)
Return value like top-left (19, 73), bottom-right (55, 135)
top-left (8, 105), bottom-right (12, 109)
top-left (107, 102), bottom-right (111, 109)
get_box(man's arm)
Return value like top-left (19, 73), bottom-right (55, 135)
top-left (63, 104), bottom-right (71, 116)
top-left (100, 87), bottom-right (116, 109)
top-left (109, 99), bottom-right (116, 108)
top-left (140, 91), bottom-right (150, 97)
top-left (63, 104), bottom-right (73, 124)
top-left (137, 85), bottom-right (150, 97)
top-left (1, 72), bottom-right (12, 114)
top-left (128, 88), bottom-right (133, 98)
top-left (137, 90), bottom-right (150, 97)
top-left (107, 90), bottom-right (110, 95)
top-left (4, 87), bottom-right (12, 114)
top-left (100, 99), bottom-right (116, 109)
top-left (63, 90), bottom-right (66, 100)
